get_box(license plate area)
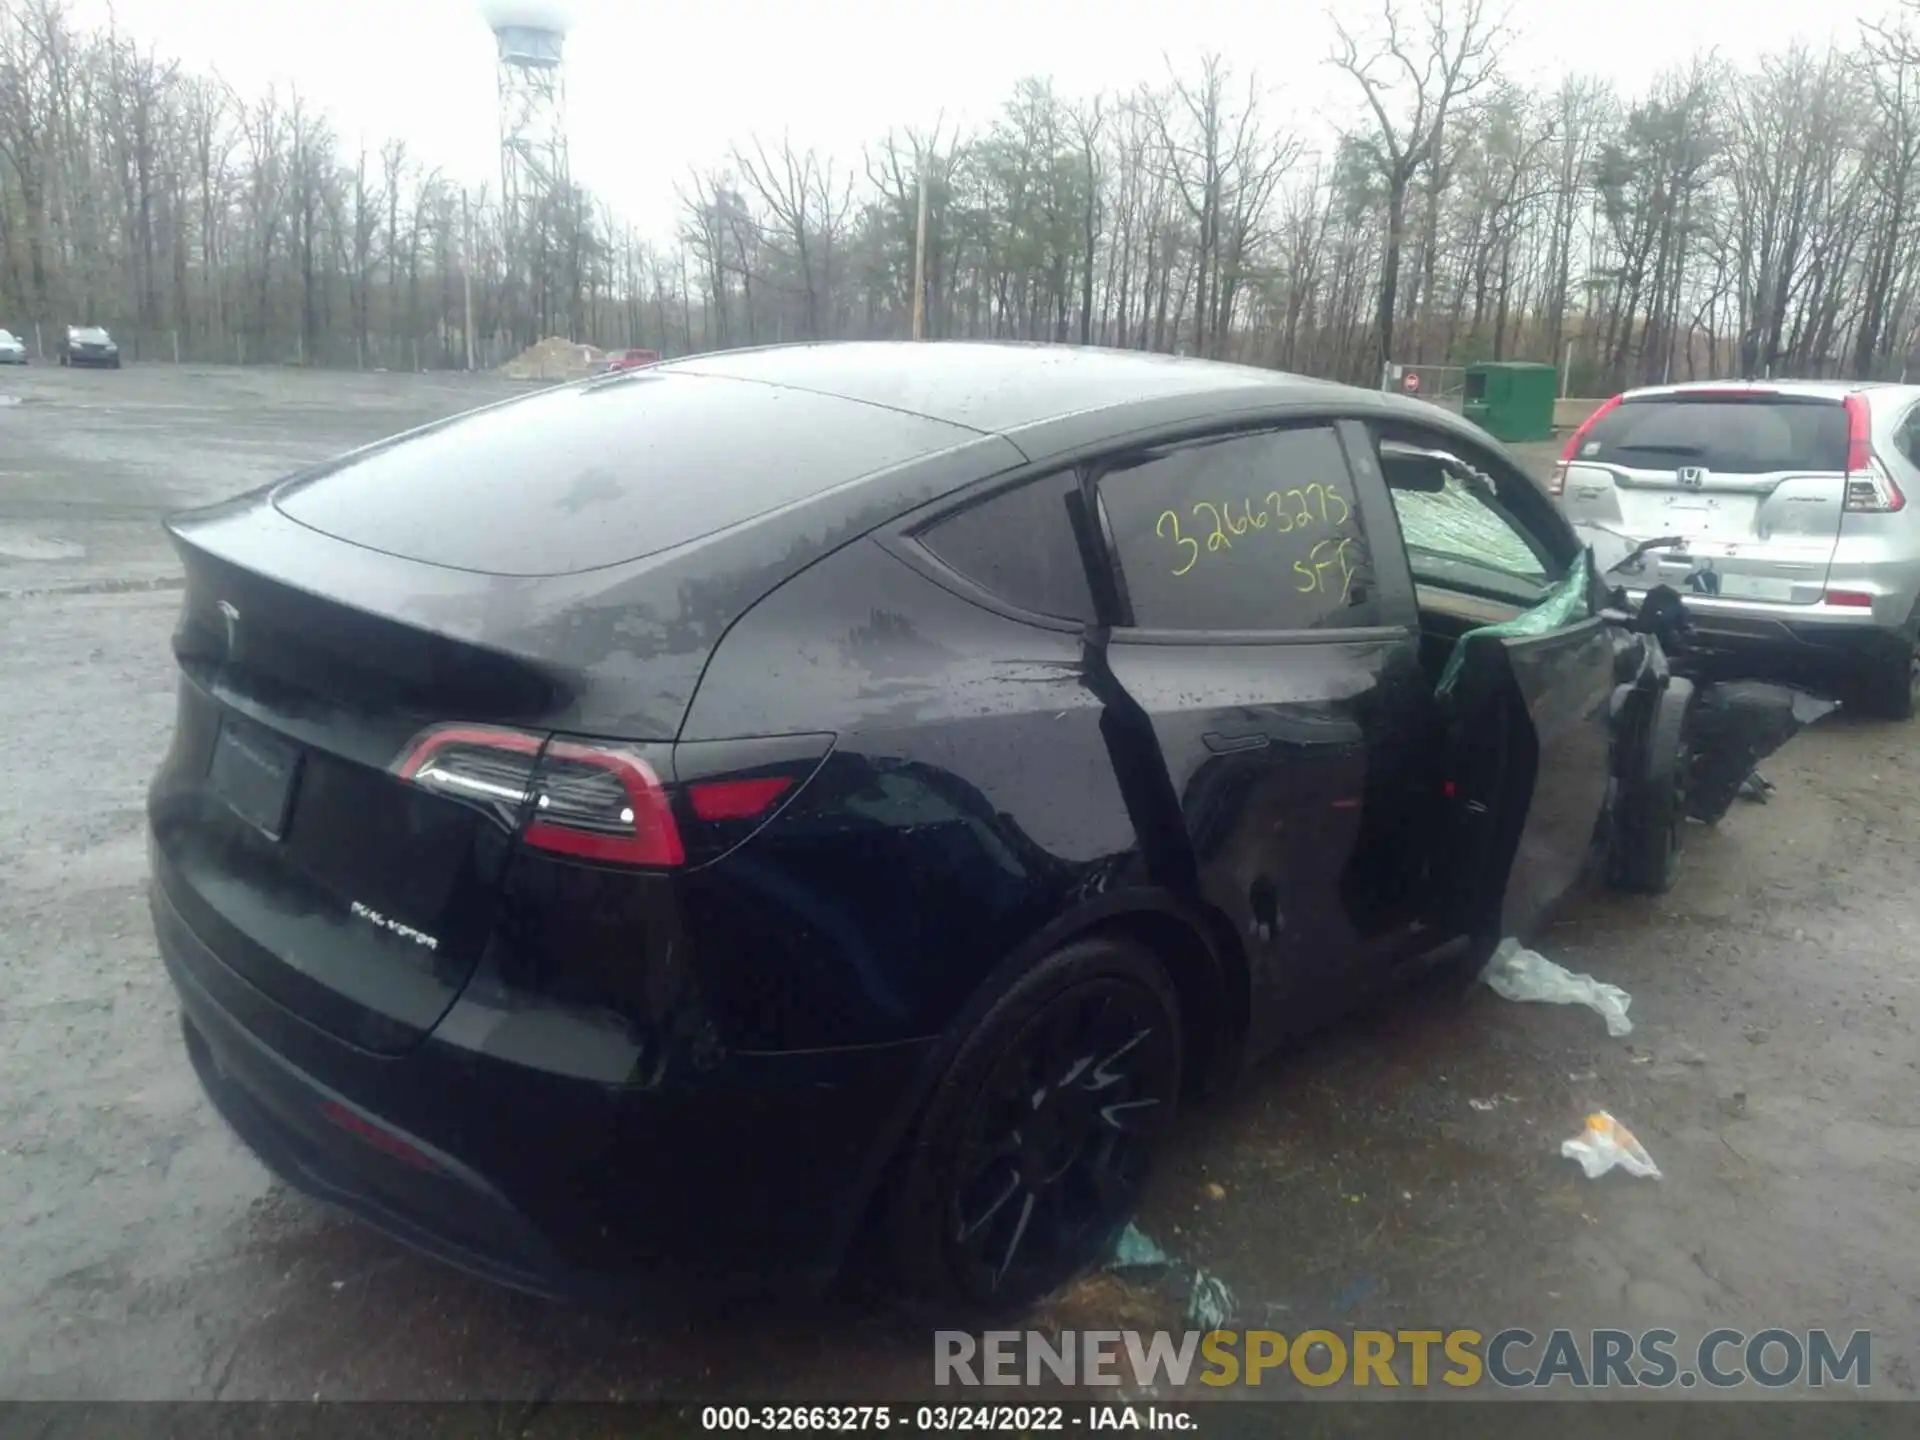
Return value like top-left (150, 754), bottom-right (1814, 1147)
top-left (1710, 573), bottom-right (1797, 602)
top-left (208, 716), bottom-right (302, 840)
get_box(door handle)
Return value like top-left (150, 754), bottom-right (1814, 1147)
top-left (1203, 731), bottom-right (1270, 755)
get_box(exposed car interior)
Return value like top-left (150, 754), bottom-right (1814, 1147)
top-left (1377, 428), bottom-right (1575, 688)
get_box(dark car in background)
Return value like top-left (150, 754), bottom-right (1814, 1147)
top-left (147, 342), bottom-right (1819, 1310)
top-left (59, 324), bottom-right (120, 368)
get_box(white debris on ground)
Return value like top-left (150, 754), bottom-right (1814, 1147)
top-left (1481, 937), bottom-right (1634, 1037)
top-left (1560, 1111), bottom-right (1662, 1180)
top-left (495, 336), bottom-right (604, 381)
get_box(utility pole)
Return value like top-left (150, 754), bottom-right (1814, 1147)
top-left (911, 157), bottom-right (930, 341)
top-left (463, 190), bottom-right (477, 371)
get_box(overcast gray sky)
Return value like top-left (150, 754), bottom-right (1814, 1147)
top-left (86, 0), bottom-right (1881, 240)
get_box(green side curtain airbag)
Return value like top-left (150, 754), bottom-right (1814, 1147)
top-left (1436, 549), bottom-right (1595, 698)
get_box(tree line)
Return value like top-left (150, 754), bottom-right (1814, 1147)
top-left (6, 0), bottom-right (1920, 394)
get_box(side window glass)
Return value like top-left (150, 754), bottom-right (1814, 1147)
top-left (1897, 409), bottom-right (1920, 468)
top-left (918, 470), bottom-right (1096, 622)
top-left (1377, 426), bottom-right (1565, 607)
top-left (1096, 425), bottom-right (1369, 631)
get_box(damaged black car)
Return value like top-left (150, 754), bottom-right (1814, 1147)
top-left (146, 342), bottom-right (1826, 1314)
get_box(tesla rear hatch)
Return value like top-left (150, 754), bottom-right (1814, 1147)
top-left (150, 373), bottom-right (984, 1056)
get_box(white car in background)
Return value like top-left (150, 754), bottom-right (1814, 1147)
top-left (1554, 380), bottom-right (1920, 720)
top-left (0, 329), bottom-right (26, 364)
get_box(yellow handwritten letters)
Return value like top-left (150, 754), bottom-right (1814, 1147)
top-left (1153, 483), bottom-right (1358, 598)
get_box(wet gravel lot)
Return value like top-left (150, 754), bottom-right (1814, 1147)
top-left (1, 363), bottom-right (1916, 1405)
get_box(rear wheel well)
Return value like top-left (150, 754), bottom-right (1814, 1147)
top-left (1082, 906), bottom-right (1246, 1099)
top-left (835, 898), bottom-right (1246, 1298)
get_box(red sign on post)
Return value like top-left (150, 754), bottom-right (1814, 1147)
top-left (1403, 370), bottom-right (1421, 394)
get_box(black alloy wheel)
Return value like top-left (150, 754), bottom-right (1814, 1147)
top-left (892, 937), bottom-right (1182, 1308)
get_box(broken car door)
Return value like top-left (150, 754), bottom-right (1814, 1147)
top-left (1365, 418), bottom-right (1619, 941)
top-left (1084, 422), bottom-right (1436, 1054)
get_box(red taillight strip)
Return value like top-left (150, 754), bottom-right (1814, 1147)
top-left (319, 1100), bottom-right (443, 1173)
top-left (1843, 393), bottom-right (1873, 474)
top-left (688, 776), bottom-right (794, 821)
top-left (1559, 393), bottom-right (1624, 463)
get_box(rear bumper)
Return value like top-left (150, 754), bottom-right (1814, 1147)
top-left (152, 874), bottom-right (932, 1306)
top-left (1626, 592), bottom-right (1915, 669)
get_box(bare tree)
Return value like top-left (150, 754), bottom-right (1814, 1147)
top-left (1330, 0), bottom-right (1504, 377)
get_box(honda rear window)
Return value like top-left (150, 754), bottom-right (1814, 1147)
top-left (273, 373), bottom-right (976, 576)
top-left (1578, 397), bottom-right (1849, 475)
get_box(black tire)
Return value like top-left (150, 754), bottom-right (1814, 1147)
top-left (58, 353), bottom-right (67, 367)
top-left (1609, 677), bottom-right (1694, 895)
top-left (1852, 635), bottom-right (1917, 722)
top-left (889, 935), bottom-right (1183, 1310)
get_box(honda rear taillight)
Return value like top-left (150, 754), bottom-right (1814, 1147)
top-left (1551, 393), bottom-right (1623, 496)
top-left (1844, 394), bottom-right (1872, 473)
top-left (1841, 393), bottom-right (1906, 513)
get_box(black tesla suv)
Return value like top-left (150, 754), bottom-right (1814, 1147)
top-left (147, 342), bottom-right (1811, 1308)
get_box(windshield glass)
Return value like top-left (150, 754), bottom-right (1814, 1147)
top-left (72, 327), bottom-right (109, 342)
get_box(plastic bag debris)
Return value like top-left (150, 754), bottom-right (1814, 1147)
top-left (1560, 1111), bottom-right (1661, 1179)
top-left (1188, 1271), bottom-right (1235, 1330)
top-left (1106, 1224), bottom-right (1235, 1330)
top-left (1482, 938), bottom-right (1633, 1037)
top-left (1110, 1222), bottom-right (1170, 1270)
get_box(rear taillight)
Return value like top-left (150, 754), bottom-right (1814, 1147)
top-left (392, 725), bottom-right (832, 869)
top-left (393, 724), bottom-right (683, 867)
top-left (1841, 394), bottom-right (1906, 513)
top-left (526, 740), bottom-right (684, 866)
top-left (394, 724), bottom-right (543, 828)
top-left (1551, 393), bottom-right (1623, 496)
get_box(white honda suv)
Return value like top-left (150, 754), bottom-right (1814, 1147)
top-left (1553, 380), bottom-right (1920, 719)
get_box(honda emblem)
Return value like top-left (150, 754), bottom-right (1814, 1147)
top-left (1677, 466), bottom-right (1708, 489)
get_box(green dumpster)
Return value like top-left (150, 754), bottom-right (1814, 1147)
top-left (1460, 361), bottom-right (1558, 443)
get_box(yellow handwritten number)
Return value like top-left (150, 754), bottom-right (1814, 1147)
top-left (1265, 491), bottom-right (1295, 532)
top-left (1193, 501), bottom-right (1231, 552)
top-left (1157, 510), bottom-right (1199, 576)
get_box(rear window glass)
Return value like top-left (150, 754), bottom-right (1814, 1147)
top-left (1580, 397), bottom-right (1848, 475)
top-left (273, 374), bottom-right (972, 576)
top-left (919, 471), bottom-right (1096, 622)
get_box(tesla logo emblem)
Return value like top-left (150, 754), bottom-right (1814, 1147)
top-left (1678, 466), bottom-right (1708, 488)
top-left (216, 600), bottom-right (239, 657)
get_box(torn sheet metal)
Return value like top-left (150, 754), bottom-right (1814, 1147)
top-left (1482, 938), bottom-right (1633, 1037)
top-left (1687, 681), bottom-right (1838, 825)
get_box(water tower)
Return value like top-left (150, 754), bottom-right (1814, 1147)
top-left (482, 1), bottom-right (570, 328)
